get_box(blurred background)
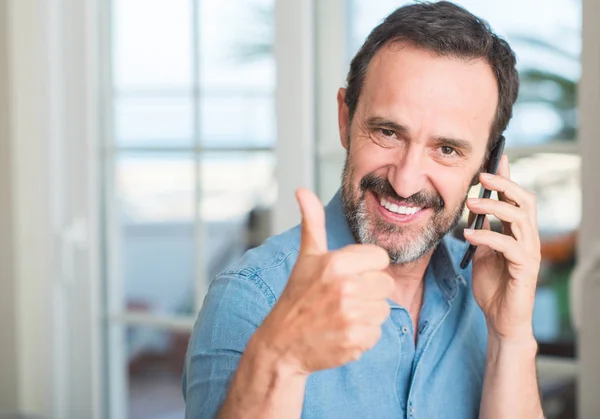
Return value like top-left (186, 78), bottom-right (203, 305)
top-left (1, 0), bottom-right (599, 418)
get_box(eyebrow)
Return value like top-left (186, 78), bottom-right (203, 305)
top-left (365, 116), bottom-right (409, 135)
top-left (365, 116), bottom-right (473, 154)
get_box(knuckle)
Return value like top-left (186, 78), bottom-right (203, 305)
top-left (516, 209), bottom-right (528, 223)
top-left (332, 279), bottom-right (355, 300)
top-left (336, 298), bottom-right (355, 324)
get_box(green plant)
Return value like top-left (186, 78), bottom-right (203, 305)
top-left (510, 34), bottom-right (579, 141)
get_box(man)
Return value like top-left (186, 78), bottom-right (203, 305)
top-left (183, 2), bottom-right (543, 418)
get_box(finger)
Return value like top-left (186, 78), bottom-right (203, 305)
top-left (345, 325), bottom-right (383, 354)
top-left (340, 299), bottom-right (391, 326)
top-left (326, 247), bottom-right (390, 278)
top-left (466, 198), bottom-right (530, 242)
top-left (296, 188), bottom-right (327, 255)
top-left (463, 228), bottom-right (526, 264)
top-left (336, 244), bottom-right (390, 273)
top-left (354, 271), bottom-right (395, 300)
top-left (495, 154), bottom-right (517, 208)
top-left (479, 171), bottom-right (536, 216)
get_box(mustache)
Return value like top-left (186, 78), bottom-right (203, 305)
top-left (359, 173), bottom-right (445, 212)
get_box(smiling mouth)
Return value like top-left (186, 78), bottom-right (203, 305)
top-left (378, 195), bottom-right (424, 216)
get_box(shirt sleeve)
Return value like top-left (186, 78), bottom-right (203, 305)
top-left (183, 272), bottom-right (275, 419)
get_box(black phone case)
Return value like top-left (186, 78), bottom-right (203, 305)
top-left (459, 136), bottom-right (506, 269)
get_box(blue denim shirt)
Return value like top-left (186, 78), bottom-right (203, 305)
top-left (183, 191), bottom-right (488, 419)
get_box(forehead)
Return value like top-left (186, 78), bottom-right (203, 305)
top-left (359, 43), bottom-right (499, 145)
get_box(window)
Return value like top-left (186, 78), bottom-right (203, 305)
top-left (104, 1), bottom-right (276, 417)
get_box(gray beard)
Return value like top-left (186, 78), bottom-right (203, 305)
top-left (349, 197), bottom-right (441, 264)
top-left (341, 161), bottom-right (467, 265)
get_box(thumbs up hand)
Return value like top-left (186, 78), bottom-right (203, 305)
top-left (255, 188), bottom-right (395, 375)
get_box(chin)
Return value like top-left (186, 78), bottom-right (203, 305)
top-left (359, 216), bottom-right (440, 264)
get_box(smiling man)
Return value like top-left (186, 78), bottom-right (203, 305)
top-left (183, 2), bottom-right (543, 418)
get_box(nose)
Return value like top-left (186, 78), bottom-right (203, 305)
top-left (388, 145), bottom-right (428, 198)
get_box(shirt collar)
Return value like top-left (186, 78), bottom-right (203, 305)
top-left (324, 189), bottom-right (463, 302)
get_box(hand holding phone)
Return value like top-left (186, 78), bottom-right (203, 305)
top-left (460, 136), bottom-right (506, 269)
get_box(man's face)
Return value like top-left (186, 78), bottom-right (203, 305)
top-left (338, 43), bottom-right (498, 264)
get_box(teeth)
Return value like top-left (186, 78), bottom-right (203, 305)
top-left (379, 197), bottom-right (421, 215)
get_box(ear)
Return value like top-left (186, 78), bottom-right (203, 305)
top-left (337, 88), bottom-right (350, 150)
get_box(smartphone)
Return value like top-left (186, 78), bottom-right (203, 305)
top-left (459, 135), bottom-right (506, 269)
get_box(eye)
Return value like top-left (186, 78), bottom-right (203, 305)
top-left (440, 145), bottom-right (456, 156)
top-left (380, 128), bottom-right (396, 137)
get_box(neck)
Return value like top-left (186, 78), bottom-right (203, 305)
top-left (386, 249), bottom-right (434, 312)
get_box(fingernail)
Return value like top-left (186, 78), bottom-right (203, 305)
top-left (480, 173), bottom-right (493, 181)
top-left (468, 198), bottom-right (481, 204)
top-left (463, 228), bottom-right (474, 235)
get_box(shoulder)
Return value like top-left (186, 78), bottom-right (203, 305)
top-left (186, 226), bottom-right (302, 355)
top-left (216, 225), bottom-right (302, 305)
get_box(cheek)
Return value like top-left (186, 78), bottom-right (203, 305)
top-left (348, 141), bottom-right (395, 180)
top-left (430, 167), bottom-right (471, 207)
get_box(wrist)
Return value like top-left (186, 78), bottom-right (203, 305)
top-left (486, 319), bottom-right (537, 345)
top-left (486, 330), bottom-right (538, 358)
top-left (248, 327), bottom-right (310, 380)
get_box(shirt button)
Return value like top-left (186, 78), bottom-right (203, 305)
top-left (401, 325), bottom-right (409, 334)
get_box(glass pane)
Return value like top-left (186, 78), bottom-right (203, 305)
top-left (115, 97), bottom-right (194, 147)
top-left (197, 151), bottom-right (276, 290)
top-left (200, 94), bottom-right (275, 148)
top-left (347, 0), bottom-right (581, 146)
top-left (514, 154), bottom-right (579, 346)
top-left (198, 0), bottom-right (276, 148)
top-left (199, 0), bottom-right (275, 90)
top-left (113, 0), bottom-right (193, 90)
top-left (115, 153), bottom-right (195, 316)
top-left (127, 326), bottom-right (189, 419)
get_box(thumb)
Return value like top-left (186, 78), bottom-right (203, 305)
top-left (296, 188), bottom-right (328, 255)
